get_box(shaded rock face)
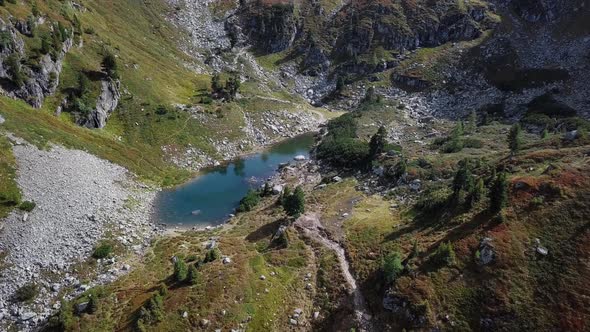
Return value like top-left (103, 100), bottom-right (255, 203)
top-left (233, 0), bottom-right (496, 77)
top-left (238, 2), bottom-right (298, 54)
top-left (78, 79), bottom-right (121, 129)
top-left (0, 18), bottom-right (72, 108)
top-left (392, 73), bottom-right (432, 92)
top-left (500, 0), bottom-right (584, 22)
top-left (334, 0), bottom-right (494, 58)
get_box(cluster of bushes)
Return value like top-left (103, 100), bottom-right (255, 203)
top-left (210, 73), bottom-right (240, 102)
top-left (101, 51), bottom-right (118, 79)
top-left (237, 189), bottom-right (261, 213)
top-left (431, 119), bottom-right (482, 154)
top-left (415, 158), bottom-right (508, 215)
top-left (281, 185), bottom-right (305, 218)
top-left (136, 289), bottom-right (166, 331)
top-left (173, 248), bottom-right (220, 285)
top-left (316, 113), bottom-right (371, 169)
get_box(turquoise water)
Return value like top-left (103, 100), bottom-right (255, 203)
top-left (154, 133), bottom-right (315, 227)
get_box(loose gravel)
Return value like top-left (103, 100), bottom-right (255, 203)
top-left (0, 137), bottom-right (160, 330)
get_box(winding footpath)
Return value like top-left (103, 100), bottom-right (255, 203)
top-left (295, 213), bottom-right (373, 332)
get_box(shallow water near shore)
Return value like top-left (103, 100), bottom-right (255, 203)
top-left (154, 133), bottom-right (315, 227)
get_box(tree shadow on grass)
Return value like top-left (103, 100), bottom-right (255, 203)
top-left (245, 217), bottom-right (287, 243)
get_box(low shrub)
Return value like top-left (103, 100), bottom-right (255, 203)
top-left (431, 242), bottom-right (455, 266)
top-left (19, 200), bottom-right (36, 212)
top-left (236, 189), bottom-right (260, 213)
top-left (92, 243), bottom-right (113, 259)
top-left (15, 283), bottom-right (38, 302)
top-left (463, 138), bottom-right (483, 149)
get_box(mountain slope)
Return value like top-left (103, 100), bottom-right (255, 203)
top-left (0, 0), bottom-right (589, 331)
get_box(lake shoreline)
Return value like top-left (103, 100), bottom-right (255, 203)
top-left (153, 132), bottom-right (318, 228)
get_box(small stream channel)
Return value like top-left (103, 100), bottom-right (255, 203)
top-left (153, 133), bottom-right (315, 227)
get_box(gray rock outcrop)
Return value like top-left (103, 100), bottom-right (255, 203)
top-left (78, 79), bottom-right (121, 129)
top-left (0, 18), bottom-right (73, 108)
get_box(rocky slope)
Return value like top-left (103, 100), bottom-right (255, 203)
top-left (0, 136), bottom-right (160, 331)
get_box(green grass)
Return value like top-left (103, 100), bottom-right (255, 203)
top-left (0, 134), bottom-right (20, 218)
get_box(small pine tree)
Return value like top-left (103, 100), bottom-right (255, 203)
top-left (188, 265), bottom-right (200, 285)
top-left (393, 158), bottom-right (407, 180)
top-left (336, 76), bottom-right (345, 93)
top-left (87, 295), bottom-right (98, 314)
top-left (101, 51), bottom-right (118, 79)
top-left (173, 259), bottom-right (188, 282)
top-left (433, 242), bottom-right (455, 266)
top-left (77, 72), bottom-right (91, 97)
top-left (40, 34), bottom-right (51, 54)
top-left (410, 239), bottom-right (419, 259)
top-left (262, 182), bottom-right (272, 197)
top-left (31, 1), bottom-right (39, 16)
top-left (283, 186), bottom-right (305, 218)
top-left (541, 128), bottom-right (549, 139)
top-left (236, 189), bottom-right (260, 212)
top-left (369, 126), bottom-right (387, 160)
top-left (468, 178), bottom-right (485, 206)
top-left (225, 74), bottom-right (240, 101)
top-left (489, 172), bottom-right (508, 213)
top-left (466, 110), bottom-right (477, 133)
top-left (280, 185), bottom-right (292, 206)
top-left (276, 230), bottom-right (289, 248)
top-left (211, 74), bottom-right (222, 96)
top-left (6, 53), bottom-right (25, 87)
top-left (382, 251), bottom-right (404, 283)
top-left (508, 123), bottom-right (522, 154)
top-left (157, 284), bottom-right (168, 296)
top-left (204, 248), bottom-right (220, 263)
top-left (452, 159), bottom-right (473, 194)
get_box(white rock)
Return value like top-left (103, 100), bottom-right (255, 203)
top-left (293, 155), bottom-right (306, 161)
top-left (272, 185), bottom-right (284, 195)
top-left (536, 246), bottom-right (549, 256)
top-left (259, 275), bottom-right (266, 280)
top-left (222, 257), bottom-right (231, 264)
